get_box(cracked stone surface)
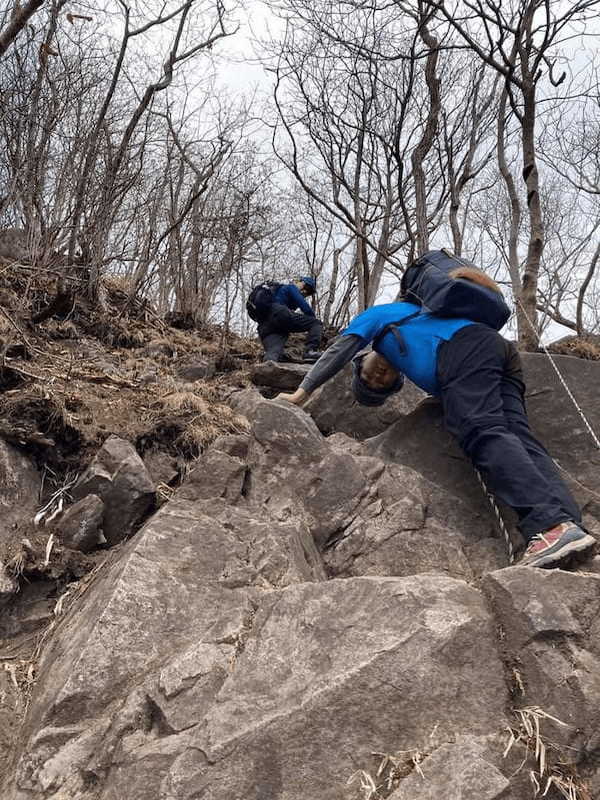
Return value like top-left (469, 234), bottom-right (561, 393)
top-left (4, 354), bottom-right (600, 799)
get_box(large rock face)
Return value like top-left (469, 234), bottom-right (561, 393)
top-left (4, 352), bottom-right (600, 799)
top-left (521, 353), bottom-right (600, 518)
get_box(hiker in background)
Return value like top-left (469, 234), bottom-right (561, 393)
top-left (247, 276), bottom-right (323, 363)
top-left (276, 250), bottom-right (595, 570)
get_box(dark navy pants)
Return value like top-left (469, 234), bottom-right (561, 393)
top-left (436, 324), bottom-right (581, 541)
top-left (258, 304), bottom-right (323, 362)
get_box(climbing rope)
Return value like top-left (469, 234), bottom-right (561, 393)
top-left (516, 298), bottom-right (600, 451)
top-left (474, 467), bottom-right (515, 563)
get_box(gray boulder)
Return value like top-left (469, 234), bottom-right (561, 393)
top-left (6, 557), bottom-right (510, 799)
top-left (244, 399), bottom-right (368, 548)
top-left (178, 449), bottom-right (247, 504)
top-left (209, 433), bottom-right (250, 460)
top-left (228, 386), bottom-right (263, 420)
top-left (6, 494), bottom-right (328, 799)
top-left (143, 450), bottom-right (179, 486)
top-left (0, 440), bottom-right (40, 603)
top-left (323, 458), bottom-right (500, 580)
top-left (239, 401), bottom-right (501, 576)
top-left (6, 351), bottom-right (600, 800)
top-left (369, 354), bottom-right (600, 529)
top-left (485, 567), bottom-right (600, 760)
top-left (72, 435), bottom-right (155, 545)
top-left (176, 358), bottom-right (216, 381)
top-left (367, 398), bottom-right (492, 514)
top-left (250, 361), bottom-right (311, 391)
top-left (56, 495), bottom-right (106, 553)
top-left (521, 353), bottom-right (600, 517)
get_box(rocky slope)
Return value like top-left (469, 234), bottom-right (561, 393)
top-left (2, 344), bottom-right (600, 799)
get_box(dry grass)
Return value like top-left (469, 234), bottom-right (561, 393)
top-left (141, 381), bottom-right (250, 459)
top-left (512, 667), bottom-right (526, 696)
top-left (162, 391), bottom-right (210, 414)
top-left (44, 319), bottom-right (79, 339)
top-left (347, 749), bottom-right (427, 799)
top-left (155, 377), bottom-right (250, 455)
top-left (504, 706), bottom-right (591, 800)
top-left (347, 769), bottom-right (380, 800)
top-left (156, 482), bottom-right (175, 503)
top-left (548, 336), bottom-right (600, 361)
top-left (0, 382), bottom-right (75, 445)
top-left (6, 550), bottom-right (25, 578)
top-left (103, 274), bottom-right (134, 294)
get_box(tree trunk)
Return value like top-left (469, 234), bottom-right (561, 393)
top-left (410, 11), bottom-right (440, 256)
top-left (518, 80), bottom-right (543, 351)
top-left (0, 0), bottom-right (44, 57)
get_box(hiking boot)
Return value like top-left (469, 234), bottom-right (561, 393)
top-left (518, 522), bottom-right (596, 569)
top-left (303, 349), bottom-right (322, 363)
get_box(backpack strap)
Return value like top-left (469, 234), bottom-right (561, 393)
top-left (372, 310), bottom-right (421, 356)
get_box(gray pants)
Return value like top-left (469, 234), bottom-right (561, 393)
top-left (258, 304), bottom-right (323, 361)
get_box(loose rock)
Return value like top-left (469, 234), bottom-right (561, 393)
top-left (72, 435), bottom-right (156, 545)
top-left (56, 495), bottom-right (106, 553)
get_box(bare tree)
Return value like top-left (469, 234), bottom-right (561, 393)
top-left (0, 0), bottom-right (45, 58)
top-left (421, 0), bottom-right (600, 348)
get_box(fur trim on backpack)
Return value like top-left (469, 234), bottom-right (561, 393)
top-left (448, 266), bottom-right (502, 294)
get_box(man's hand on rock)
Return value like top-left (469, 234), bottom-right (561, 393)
top-left (274, 388), bottom-right (309, 406)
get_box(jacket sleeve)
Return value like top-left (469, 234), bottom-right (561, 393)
top-left (288, 285), bottom-right (315, 316)
top-left (299, 335), bottom-right (364, 394)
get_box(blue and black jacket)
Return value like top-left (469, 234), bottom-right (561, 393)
top-left (300, 302), bottom-right (475, 396)
top-left (273, 284), bottom-right (315, 317)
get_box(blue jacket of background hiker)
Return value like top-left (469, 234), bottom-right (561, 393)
top-left (273, 284), bottom-right (315, 317)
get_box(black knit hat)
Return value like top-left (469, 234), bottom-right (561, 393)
top-left (350, 354), bottom-right (404, 406)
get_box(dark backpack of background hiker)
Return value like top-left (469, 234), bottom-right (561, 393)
top-left (400, 249), bottom-right (511, 330)
top-left (246, 281), bottom-right (282, 323)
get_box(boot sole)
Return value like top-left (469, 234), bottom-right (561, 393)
top-left (525, 534), bottom-right (596, 569)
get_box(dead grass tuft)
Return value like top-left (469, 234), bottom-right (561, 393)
top-left (45, 320), bottom-right (79, 339)
top-left (161, 392), bottom-right (210, 414)
top-left (548, 335), bottom-right (600, 361)
top-left (504, 706), bottom-right (591, 800)
top-left (347, 749), bottom-right (427, 799)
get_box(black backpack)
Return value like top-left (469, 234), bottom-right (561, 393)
top-left (400, 249), bottom-right (510, 330)
top-left (246, 281), bottom-right (281, 322)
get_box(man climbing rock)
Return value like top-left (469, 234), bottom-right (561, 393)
top-left (247, 276), bottom-right (323, 363)
top-left (276, 254), bottom-right (595, 570)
